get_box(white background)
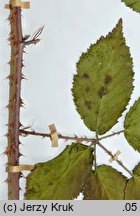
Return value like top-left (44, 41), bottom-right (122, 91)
top-left (0, 0), bottom-right (140, 200)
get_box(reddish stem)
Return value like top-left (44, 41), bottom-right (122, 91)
top-left (20, 129), bottom-right (96, 143)
top-left (7, 7), bottom-right (23, 200)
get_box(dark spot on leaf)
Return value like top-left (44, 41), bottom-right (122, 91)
top-left (83, 73), bottom-right (89, 79)
top-left (104, 75), bottom-right (112, 84)
top-left (98, 87), bottom-right (105, 98)
top-left (85, 87), bottom-right (90, 92)
top-left (95, 111), bottom-right (99, 115)
top-left (85, 100), bottom-right (92, 110)
top-left (48, 182), bottom-right (54, 186)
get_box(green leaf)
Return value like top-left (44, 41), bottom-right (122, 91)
top-left (133, 162), bottom-right (140, 175)
top-left (25, 143), bottom-right (93, 200)
top-left (72, 19), bottom-right (134, 135)
top-left (84, 164), bottom-right (140, 200)
top-left (122, 0), bottom-right (140, 13)
top-left (125, 164), bottom-right (140, 199)
top-left (125, 177), bottom-right (140, 199)
top-left (84, 165), bottom-right (127, 200)
top-left (124, 98), bottom-right (140, 152)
